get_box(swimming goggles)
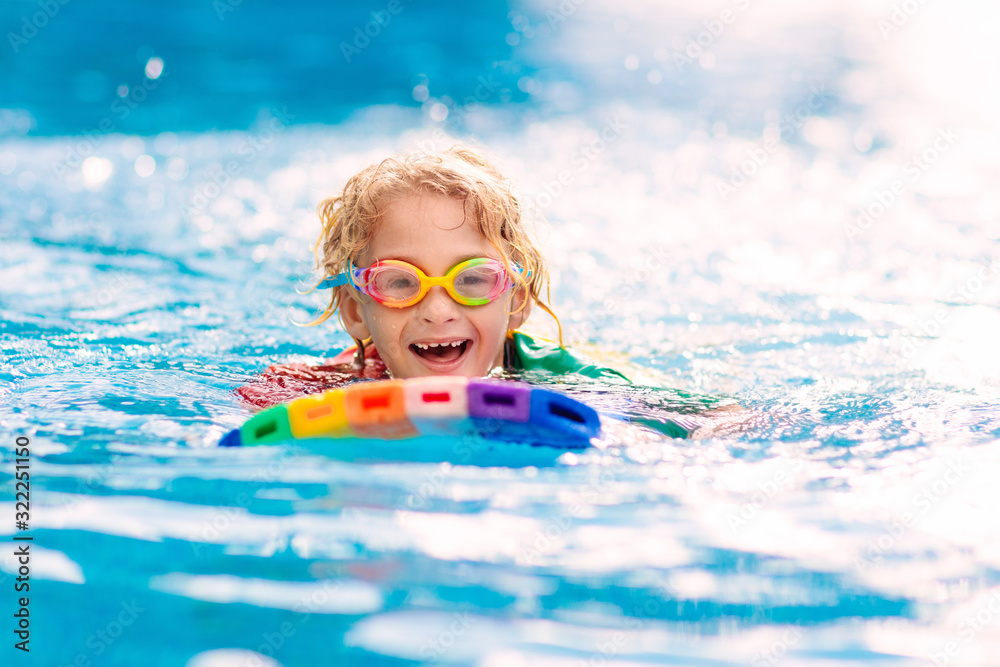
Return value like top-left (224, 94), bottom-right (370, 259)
top-left (317, 257), bottom-right (525, 308)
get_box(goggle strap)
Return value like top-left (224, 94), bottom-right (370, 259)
top-left (317, 275), bottom-right (348, 289)
top-left (319, 260), bottom-right (367, 290)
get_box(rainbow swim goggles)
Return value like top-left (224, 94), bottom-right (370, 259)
top-left (317, 257), bottom-right (526, 308)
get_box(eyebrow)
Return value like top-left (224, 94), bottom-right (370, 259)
top-left (377, 253), bottom-right (489, 268)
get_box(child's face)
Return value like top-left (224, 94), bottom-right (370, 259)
top-left (340, 192), bottom-right (530, 378)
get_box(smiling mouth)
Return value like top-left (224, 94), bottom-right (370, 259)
top-left (410, 339), bottom-right (470, 364)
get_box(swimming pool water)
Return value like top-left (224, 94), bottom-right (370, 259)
top-left (3, 0), bottom-right (1000, 665)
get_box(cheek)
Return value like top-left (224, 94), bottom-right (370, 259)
top-left (473, 306), bottom-right (511, 343)
top-left (363, 305), bottom-right (407, 343)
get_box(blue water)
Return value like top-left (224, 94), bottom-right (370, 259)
top-left (4, 0), bottom-right (1000, 665)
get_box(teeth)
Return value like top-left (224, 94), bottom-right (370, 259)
top-left (414, 341), bottom-right (464, 349)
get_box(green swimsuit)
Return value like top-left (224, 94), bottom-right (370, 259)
top-left (503, 331), bottom-right (631, 381)
top-left (503, 332), bottom-right (726, 439)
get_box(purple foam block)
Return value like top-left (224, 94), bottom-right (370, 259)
top-left (467, 379), bottom-right (531, 423)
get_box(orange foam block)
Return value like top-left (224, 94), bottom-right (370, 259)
top-left (343, 380), bottom-right (418, 438)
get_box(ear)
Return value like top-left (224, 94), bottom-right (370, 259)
top-left (338, 285), bottom-right (371, 341)
top-left (506, 286), bottom-right (532, 331)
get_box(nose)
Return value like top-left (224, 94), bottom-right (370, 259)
top-left (416, 285), bottom-right (459, 324)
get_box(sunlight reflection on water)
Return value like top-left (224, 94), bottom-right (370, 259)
top-left (2, 0), bottom-right (1000, 665)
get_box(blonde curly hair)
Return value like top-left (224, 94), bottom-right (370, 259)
top-left (306, 145), bottom-right (562, 345)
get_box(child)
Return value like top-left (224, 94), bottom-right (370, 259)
top-left (236, 145), bottom-right (748, 438)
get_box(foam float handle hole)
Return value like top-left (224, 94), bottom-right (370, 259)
top-left (483, 393), bottom-right (515, 406)
top-left (549, 403), bottom-right (585, 424)
top-left (421, 392), bottom-right (451, 403)
top-left (305, 405), bottom-right (334, 420)
top-left (362, 395), bottom-right (390, 410)
top-left (255, 421), bottom-right (278, 438)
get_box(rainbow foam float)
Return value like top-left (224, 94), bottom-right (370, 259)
top-left (220, 377), bottom-right (602, 449)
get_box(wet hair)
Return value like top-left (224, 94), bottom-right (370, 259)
top-left (305, 144), bottom-right (562, 344)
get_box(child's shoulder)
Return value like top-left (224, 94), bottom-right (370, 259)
top-left (235, 347), bottom-right (388, 410)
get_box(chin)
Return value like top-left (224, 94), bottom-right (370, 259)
top-left (396, 361), bottom-right (488, 379)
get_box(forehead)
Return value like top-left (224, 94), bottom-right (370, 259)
top-left (363, 193), bottom-right (499, 269)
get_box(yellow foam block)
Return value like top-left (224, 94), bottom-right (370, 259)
top-left (287, 389), bottom-right (354, 439)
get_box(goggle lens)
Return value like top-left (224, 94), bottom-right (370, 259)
top-left (453, 264), bottom-right (505, 300)
top-left (368, 267), bottom-right (422, 302)
top-left (355, 258), bottom-right (515, 307)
